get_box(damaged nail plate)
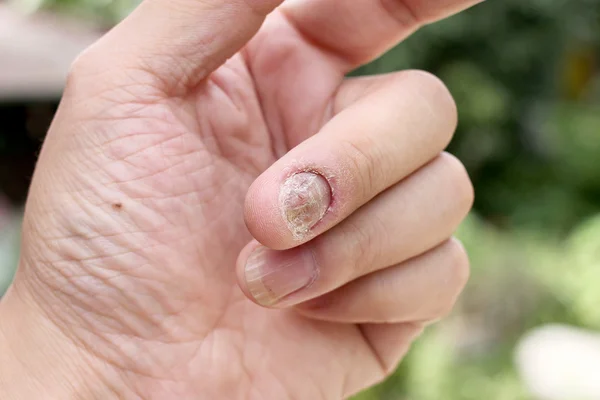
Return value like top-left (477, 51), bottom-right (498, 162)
top-left (279, 172), bottom-right (332, 240)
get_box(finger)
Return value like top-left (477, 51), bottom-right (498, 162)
top-left (238, 154), bottom-right (473, 307)
top-left (297, 239), bottom-right (470, 323)
top-left (245, 70), bottom-right (457, 250)
top-left (80, 0), bottom-right (284, 91)
top-left (281, 0), bottom-right (484, 71)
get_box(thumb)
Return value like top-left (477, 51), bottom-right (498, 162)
top-left (82, 0), bottom-right (283, 92)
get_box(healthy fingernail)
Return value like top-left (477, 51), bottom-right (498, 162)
top-left (245, 246), bottom-right (317, 307)
top-left (280, 172), bottom-right (332, 240)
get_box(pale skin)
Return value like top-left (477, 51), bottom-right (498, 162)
top-left (0, 0), bottom-right (480, 398)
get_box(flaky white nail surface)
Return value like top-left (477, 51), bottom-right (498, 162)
top-left (279, 172), bottom-right (332, 240)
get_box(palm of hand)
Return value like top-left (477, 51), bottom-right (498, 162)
top-left (19, 12), bottom-right (385, 399)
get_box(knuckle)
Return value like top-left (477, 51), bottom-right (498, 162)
top-left (382, 0), bottom-right (422, 27)
top-left (345, 220), bottom-right (379, 279)
top-left (435, 302), bottom-right (457, 320)
top-left (446, 238), bottom-right (471, 292)
top-left (428, 239), bottom-right (470, 320)
top-left (427, 295), bottom-right (456, 321)
top-left (64, 49), bottom-right (97, 92)
top-left (406, 70), bottom-right (457, 117)
top-left (369, 270), bottom-right (395, 314)
top-left (439, 152), bottom-right (475, 214)
top-left (405, 70), bottom-right (458, 146)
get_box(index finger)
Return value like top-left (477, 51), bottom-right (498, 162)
top-left (281, 0), bottom-right (484, 71)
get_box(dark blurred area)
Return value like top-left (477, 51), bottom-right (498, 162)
top-left (0, 102), bottom-right (55, 205)
top-left (2, 1), bottom-right (600, 399)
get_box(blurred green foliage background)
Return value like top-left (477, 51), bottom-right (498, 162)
top-left (3, 0), bottom-right (600, 398)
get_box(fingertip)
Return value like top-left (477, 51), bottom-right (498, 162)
top-left (244, 173), bottom-right (290, 250)
top-left (244, 169), bottom-right (333, 250)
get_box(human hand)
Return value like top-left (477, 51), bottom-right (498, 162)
top-left (0, 0), bottom-right (479, 398)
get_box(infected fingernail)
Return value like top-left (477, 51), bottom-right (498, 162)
top-left (280, 172), bottom-right (332, 240)
top-left (245, 246), bottom-right (317, 307)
